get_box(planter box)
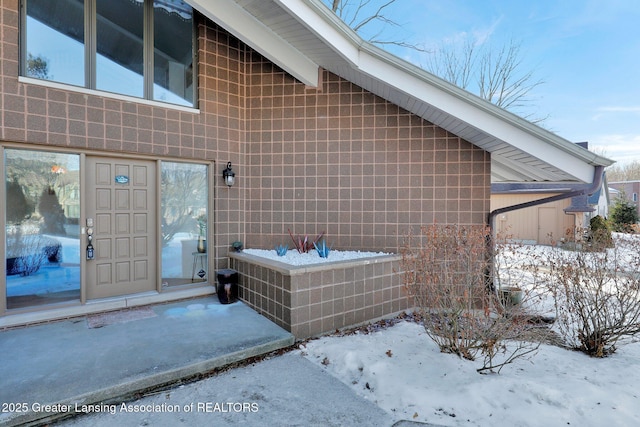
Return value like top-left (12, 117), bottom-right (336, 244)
top-left (229, 252), bottom-right (407, 339)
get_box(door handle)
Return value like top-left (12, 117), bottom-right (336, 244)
top-left (86, 218), bottom-right (94, 260)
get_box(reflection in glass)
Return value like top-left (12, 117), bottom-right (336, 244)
top-left (5, 149), bottom-right (80, 309)
top-left (153, 0), bottom-right (194, 106)
top-left (96, 0), bottom-right (144, 97)
top-left (161, 162), bottom-right (208, 286)
top-left (25, 0), bottom-right (85, 87)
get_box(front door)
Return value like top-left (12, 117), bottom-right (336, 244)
top-left (86, 157), bottom-right (157, 299)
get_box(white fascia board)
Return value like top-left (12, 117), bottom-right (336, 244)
top-left (276, 0), bottom-right (361, 64)
top-left (186, 0), bottom-right (319, 86)
top-left (354, 47), bottom-right (604, 183)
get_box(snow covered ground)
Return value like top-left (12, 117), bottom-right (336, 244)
top-left (243, 248), bottom-right (391, 266)
top-left (296, 234), bottom-right (640, 426)
top-left (299, 320), bottom-right (640, 426)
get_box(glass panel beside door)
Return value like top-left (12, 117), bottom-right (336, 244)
top-left (5, 149), bottom-right (80, 309)
top-left (161, 161), bottom-right (208, 287)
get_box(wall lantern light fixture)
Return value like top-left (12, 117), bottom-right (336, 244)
top-left (222, 161), bottom-right (235, 187)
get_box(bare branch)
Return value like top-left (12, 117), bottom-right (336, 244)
top-left (426, 38), bottom-right (476, 89)
top-left (541, 231), bottom-right (640, 357)
top-left (400, 225), bottom-right (547, 373)
top-left (327, 1), bottom-right (546, 122)
top-left (351, 0), bottom-right (395, 33)
top-left (607, 160), bottom-right (640, 181)
top-left (426, 37), bottom-right (546, 123)
top-left (325, 0), bottom-right (429, 53)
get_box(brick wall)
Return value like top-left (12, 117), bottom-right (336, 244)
top-left (1, 1), bottom-right (491, 271)
top-left (244, 58), bottom-right (491, 252)
top-left (230, 252), bottom-right (406, 339)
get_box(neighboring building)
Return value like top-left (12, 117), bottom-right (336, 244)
top-left (609, 186), bottom-right (621, 200)
top-left (491, 143), bottom-right (612, 244)
top-left (491, 175), bottom-right (611, 245)
top-left (0, 0), bottom-right (612, 332)
top-left (590, 183), bottom-right (611, 219)
top-left (608, 181), bottom-right (640, 218)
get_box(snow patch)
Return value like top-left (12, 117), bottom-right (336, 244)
top-left (242, 248), bottom-right (392, 266)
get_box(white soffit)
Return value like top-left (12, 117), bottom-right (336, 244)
top-left (192, 0), bottom-right (614, 183)
top-left (185, 0), bottom-right (320, 86)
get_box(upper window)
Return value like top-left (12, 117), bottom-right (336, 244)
top-left (24, 0), bottom-right (85, 87)
top-left (23, 0), bottom-right (195, 107)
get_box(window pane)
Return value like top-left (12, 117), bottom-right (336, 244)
top-left (96, 0), bottom-right (144, 97)
top-left (5, 149), bottom-right (80, 309)
top-left (25, 0), bottom-right (85, 87)
top-left (161, 162), bottom-right (208, 286)
top-left (153, 0), bottom-right (194, 106)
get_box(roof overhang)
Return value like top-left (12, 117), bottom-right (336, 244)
top-left (186, 0), bottom-right (615, 184)
top-left (186, 0), bottom-right (320, 86)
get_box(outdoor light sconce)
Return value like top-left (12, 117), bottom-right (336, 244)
top-left (222, 162), bottom-right (235, 187)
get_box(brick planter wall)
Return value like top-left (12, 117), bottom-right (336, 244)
top-left (229, 252), bottom-right (407, 339)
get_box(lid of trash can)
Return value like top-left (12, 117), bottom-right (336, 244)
top-left (216, 268), bottom-right (237, 276)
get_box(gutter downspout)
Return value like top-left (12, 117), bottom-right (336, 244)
top-left (488, 165), bottom-right (605, 233)
top-left (485, 165), bottom-right (604, 296)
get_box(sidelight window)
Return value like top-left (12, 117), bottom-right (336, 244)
top-left (4, 149), bottom-right (80, 309)
top-left (160, 162), bottom-right (208, 286)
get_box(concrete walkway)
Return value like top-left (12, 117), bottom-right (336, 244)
top-left (0, 297), bottom-right (441, 427)
top-left (54, 351), bottom-right (396, 427)
top-left (0, 297), bottom-right (295, 426)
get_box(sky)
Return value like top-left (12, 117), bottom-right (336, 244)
top-left (370, 0), bottom-right (640, 166)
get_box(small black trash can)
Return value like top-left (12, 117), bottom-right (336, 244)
top-left (216, 268), bottom-right (238, 304)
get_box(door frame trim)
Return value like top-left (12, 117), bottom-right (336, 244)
top-left (0, 146), bottom-right (5, 314)
top-left (80, 153), bottom-right (87, 304)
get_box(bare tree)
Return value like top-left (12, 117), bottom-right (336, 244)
top-left (425, 37), bottom-right (476, 90)
top-left (426, 37), bottom-right (546, 123)
top-left (325, 0), bottom-right (427, 52)
top-left (325, 2), bottom-right (545, 122)
top-left (606, 160), bottom-right (640, 181)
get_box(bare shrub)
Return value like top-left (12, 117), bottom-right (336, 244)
top-left (544, 231), bottom-right (640, 357)
top-left (6, 221), bottom-right (62, 276)
top-left (400, 224), bottom-right (546, 373)
top-left (7, 232), bottom-right (50, 276)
